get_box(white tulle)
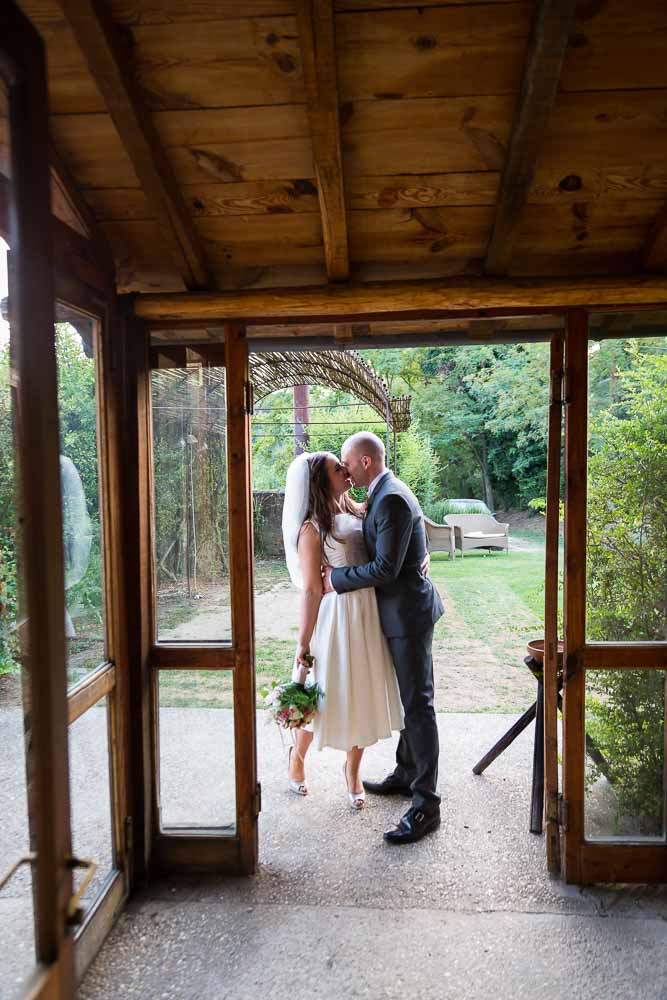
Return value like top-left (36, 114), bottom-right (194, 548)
top-left (293, 513), bottom-right (404, 752)
top-left (282, 453), bottom-right (311, 589)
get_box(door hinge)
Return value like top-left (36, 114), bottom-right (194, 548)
top-left (244, 380), bottom-right (254, 415)
top-left (253, 782), bottom-right (262, 819)
top-left (558, 796), bottom-right (569, 832)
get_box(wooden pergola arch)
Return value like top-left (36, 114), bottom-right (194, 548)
top-left (251, 350), bottom-right (412, 434)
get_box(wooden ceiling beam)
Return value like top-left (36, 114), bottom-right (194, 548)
top-left (484, 0), bottom-right (577, 276)
top-left (296, 0), bottom-right (349, 282)
top-left (134, 275), bottom-right (667, 326)
top-left (57, 0), bottom-right (211, 290)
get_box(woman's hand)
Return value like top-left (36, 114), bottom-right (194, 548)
top-left (421, 550), bottom-right (431, 576)
top-left (295, 642), bottom-right (312, 670)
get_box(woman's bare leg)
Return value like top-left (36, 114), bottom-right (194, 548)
top-left (345, 746), bottom-right (364, 795)
top-left (289, 728), bottom-right (314, 782)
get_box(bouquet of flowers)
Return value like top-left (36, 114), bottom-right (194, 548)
top-left (261, 655), bottom-right (324, 730)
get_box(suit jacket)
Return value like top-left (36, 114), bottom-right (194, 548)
top-left (331, 471), bottom-right (445, 638)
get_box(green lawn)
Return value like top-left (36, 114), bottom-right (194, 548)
top-left (158, 536), bottom-right (561, 713)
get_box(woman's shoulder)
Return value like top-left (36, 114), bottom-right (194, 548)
top-left (299, 519), bottom-right (319, 541)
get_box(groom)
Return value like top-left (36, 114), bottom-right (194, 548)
top-left (322, 431), bottom-right (444, 844)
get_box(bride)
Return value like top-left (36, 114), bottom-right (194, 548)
top-left (282, 451), bottom-right (404, 809)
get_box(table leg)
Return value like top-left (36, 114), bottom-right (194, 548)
top-left (472, 701), bottom-right (537, 775)
top-left (530, 679), bottom-right (545, 834)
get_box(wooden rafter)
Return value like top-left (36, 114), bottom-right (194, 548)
top-left (49, 140), bottom-right (115, 274)
top-left (643, 206), bottom-right (667, 273)
top-left (57, 0), bottom-right (210, 290)
top-left (484, 0), bottom-right (577, 276)
top-left (296, 0), bottom-right (349, 282)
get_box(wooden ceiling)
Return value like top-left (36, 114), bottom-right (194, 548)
top-left (17, 0), bottom-right (667, 296)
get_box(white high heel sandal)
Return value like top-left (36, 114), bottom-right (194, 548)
top-left (343, 763), bottom-right (365, 810)
top-left (288, 745), bottom-right (308, 796)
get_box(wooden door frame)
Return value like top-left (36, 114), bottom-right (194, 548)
top-left (562, 309), bottom-right (667, 883)
top-left (123, 315), bottom-right (258, 876)
top-left (2, 4), bottom-right (74, 996)
top-left (543, 331), bottom-right (564, 875)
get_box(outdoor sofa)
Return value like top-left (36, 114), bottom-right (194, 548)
top-left (444, 514), bottom-right (510, 557)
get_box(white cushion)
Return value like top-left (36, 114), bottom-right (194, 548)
top-left (464, 531), bottom-right (506, 538)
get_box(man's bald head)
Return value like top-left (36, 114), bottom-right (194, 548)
top-left (341, 432), bottom-right (386, 488)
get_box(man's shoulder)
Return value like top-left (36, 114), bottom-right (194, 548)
top-left (374, 480), bottom-right (413, 517)
top-left (378, 475), bottom-right (419, 507)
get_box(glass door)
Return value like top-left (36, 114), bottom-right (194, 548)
top-left (148, 328), bottom-right (258, 874)
top-left (55, 301), bottom-right (130, 981)
top-left (0, 6), bottom-right (74, 997)
top-left (561, 308), bottom-right (667, 883)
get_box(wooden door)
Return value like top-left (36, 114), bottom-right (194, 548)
top-left (54, 299), bottom-right (131, 983)
top-left (144, 326), bottom-right (258, 874)
top-left (561, 308), bottom-right (667, 883)
top-left (0, 5), bottom-right (74, 996)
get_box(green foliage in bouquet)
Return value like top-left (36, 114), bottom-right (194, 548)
top-left (260, 677), bottom-right (324, 730)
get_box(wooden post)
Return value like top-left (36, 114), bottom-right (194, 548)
top-left (562, 308), bottom-right (588, 884)
top-left (225, 323), bottom-right (258, 874)
top-left (118, 295), bottom-right (154, 882)
top-left (544, 332), bottom-right (564, 875)
top-left (3, 5), bottom-right (75, 987)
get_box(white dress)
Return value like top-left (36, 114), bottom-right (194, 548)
top-left (293, 512), bottom-right (404, 752)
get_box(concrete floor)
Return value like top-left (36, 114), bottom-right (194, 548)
top-left (0, 705), bottom-right (114, 1000)
top-left (79, 714), bottom-right (667, 1000)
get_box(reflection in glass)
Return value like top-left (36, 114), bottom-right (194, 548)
top-left (68, 697), bottom-right (114, 907)
top-left (585, 669), bottom-right (665, 841)
top-left (586, 322), bottom-right (667, 643)
top-left (151, 367), bottom-right (231, 642)
top-left (158, 670), bottom-right (236, 831)
top-left (55, 306), bottom-right (106, 687)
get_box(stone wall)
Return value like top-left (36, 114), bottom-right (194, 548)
top-left (253, 490), bottom-right (285, 559)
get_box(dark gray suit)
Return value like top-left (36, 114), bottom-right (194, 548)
top-left (331, 471), bottom-right (443, 815)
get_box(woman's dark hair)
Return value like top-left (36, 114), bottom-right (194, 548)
top-left (299, 452), bottom-right (362, 563)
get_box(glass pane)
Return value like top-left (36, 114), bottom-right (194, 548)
top-left (151, 366), bottom-right (231, 642)
top-left (586, 318), bottom-right (667, 642)
top-left (55, 304), bottom-right (106, 688)
top-left (68, 697), bottom-right (114, 909)
top-left (0, 77), bottom-right (37, 992)
top-left (158, 670), bottom-right (235, 832)
top-left (585, 669), bottom-right (665, 841)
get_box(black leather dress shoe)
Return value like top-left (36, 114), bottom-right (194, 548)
top-left (383, 807), bottom-right (441, 845)
top-left (362, 773), bottom-right (412, 797)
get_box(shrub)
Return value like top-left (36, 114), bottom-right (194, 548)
top-left (585, 347), bottom-right (667, 834)
top-left (397, 427), bottom-right (440, 513)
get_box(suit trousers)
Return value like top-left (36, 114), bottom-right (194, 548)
top-left (387, 626), bottom-right (441, 815)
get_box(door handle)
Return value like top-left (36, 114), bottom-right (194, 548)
top-left (66, 856), bottom-right (98, 925)
top-left (0, 853), bottom-right (37, 891)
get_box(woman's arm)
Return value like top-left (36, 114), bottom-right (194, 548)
top-left (296, 522), bottom-right (324, 668)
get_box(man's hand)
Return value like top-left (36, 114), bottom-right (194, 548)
top-left (421, 550), bottom-right (431, 576)
top-left (322, 565), bottom-right (335, 594)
